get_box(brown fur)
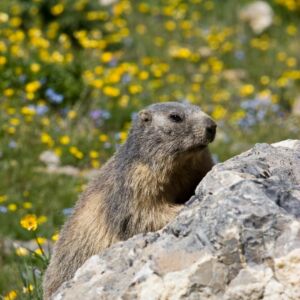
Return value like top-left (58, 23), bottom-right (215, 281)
top-left (43, 102), bottom-right (216, 299)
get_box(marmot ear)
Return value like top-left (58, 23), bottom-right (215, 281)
top-left (138, 110), bottom-right (152, 124)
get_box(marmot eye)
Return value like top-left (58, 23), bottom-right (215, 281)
top-left (169, 113), bottom-right (183, 123)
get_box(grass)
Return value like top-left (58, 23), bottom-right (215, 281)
top-left (0, 0), bottom-right (300, 298)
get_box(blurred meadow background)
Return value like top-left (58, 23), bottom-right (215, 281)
top-left (0, 0), bottom-right (300, 298)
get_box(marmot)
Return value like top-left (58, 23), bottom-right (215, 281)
top-left (43, 102), bottom-right (216, 298)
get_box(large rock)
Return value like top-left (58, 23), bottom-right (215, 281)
top-left (53, 140), bottom-right (300, 300)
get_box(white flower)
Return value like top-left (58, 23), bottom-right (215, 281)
top-left (39, 150), bottom-right (60, 167)
top-left (239, 1), bottom-right (273, 34)
top-left (99, 0), bottom-right (118, 6)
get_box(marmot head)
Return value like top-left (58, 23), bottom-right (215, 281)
top-left (129, 102), bottom-right (216, 157)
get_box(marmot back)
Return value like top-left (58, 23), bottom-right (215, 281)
top-left (43, 101), bottom-right (217, 299)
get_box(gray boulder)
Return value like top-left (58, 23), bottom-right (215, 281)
top-left (53, 140), bottom-right (300, 300)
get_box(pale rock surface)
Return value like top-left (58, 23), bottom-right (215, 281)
top-left (52, 140), bottom-right (300, 300)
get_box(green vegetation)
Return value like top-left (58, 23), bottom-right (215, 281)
top-left (0, 0), bottom-right (299, 298)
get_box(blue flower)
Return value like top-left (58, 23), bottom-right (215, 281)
top-left (89, 109), bottom-right (111, 126)
top-left (8, 140), bottom-right (17, 148)
top-left (239, 96), bottom-right (282, 128)
top-left (45, 88), bottom-right (64, 104)
top-left (235, 51), bottom-right (245, 60)
top-left (0, 206), bottom-right (7, 213)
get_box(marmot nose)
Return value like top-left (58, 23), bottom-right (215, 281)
top-left (205, 119), bottom-right (217, 141)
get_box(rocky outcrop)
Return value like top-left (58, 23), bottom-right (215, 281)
top-left (52, 140), bottom-right (300, 300)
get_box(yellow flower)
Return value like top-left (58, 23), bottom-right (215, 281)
top-left (69, 146), bottom-right (84, 159)
top-left (0, 195), bottom-right (7, 203)
top-left (23, 202), bottom-right (32, 209)
top-left (276, 0), bottom-right (298, 11)
top-left (41, 132), bottom-right (54, 147)
top-left (23, 284), bottom-right (34, 293)
top-left (4, 290), bottom-right (17, 300)
top-left (34, 248), bottom-right (43, 255)
top-left (99, 134), bottom-right (108, 142)
top-left (67, 110), bottom-right (77, 119)
top-left (30, 63), bottom-right (40, 73)
top-left (20, 214), bottom-right (38, 231)
top-left (119, 131), bottom-right (128, 143)
top-left (286, 24), bottom-right (297, 36)
top-left (25, 81), bottom-right (41, 93)
top-left (138, 71), bottom-right (149, 80)
top-left (4, 88), bottom-right (14, 97)
top-left (26, 92), bottom-right (35, 100)
top-left (180, 20), bottom-right (192, 30)
top-left (15, 247), bottom-right (29, 256)
top-left (52, 233), bottom-right (59, 241)
top-left (239, 84), bottom-right (254, 97)
top-left (212, 105), bottom-right (227, 120)
top-left (286, 57), bottom-right (297, 68)
top-left (54, 147), bottom-right (62, 157)
top-left (165, 20), bottom-right (176, 31)
top-left (10, 118), bottom-right (20, 126)
top-left (51, 4), bottom-right (64, 16)
top-left (260, 76), bottom-right (270, 85)
top-left (170, 47), bottom-right (192, 59)
top-left (91, 79), bottom-right (103, 89)
top-left (230, 110), bottom-right (246, 122)
top-left (277, 51), bottom-right (286, 62)
top-left (119, 95), bottom-right (129, 107)
top-left (101, 52), bottom-right (113, 63)
top-left (212, 90), bottom-right (230, 102)
top-left (128, 84), bottom-right (142, 94)
top-left (142, 57), bottom-right (152, 65)
top-left (7, 107), bottom-right (16, 114)
top-left (86, 11), bottom-right (107, 21)
top-left (276, 77), bottom-right (289, 88)
top-left (94, 66), bottom-right (103, 75)
top-left (0, 12), bottom-right (9, 23)
top-left (138, 3), bottom-right (150, 13)
top-left (37, 215), bottom-right (48, 225)
top-left (258, 89), bottom-right (271, 99)
top-left (103, 86), bottom-right (120, 97)
top-left (282, 70), bottom-right (300, 80)
top-left (89, 150), bottom-right (99, 159)
top-left (8, 203), bottom-right (17, 212)
top-left (41, 117), bottom-right (50, 126)
top-left (10, 17), bottom-right (22, 27)
top-left (36, 237), bottom-right (46, 245)
top-left (59, 135), bottom-right (70, 145)
top-left (21, 106), bottom-right (36, 116)
top-left (51, 51), bottom-right (64, 63)
top-left (209, 58), bottom-right (224, 74)
top-left (7, 127), bottom-right (16, 135)
top-left (0, 56), bottom-right (7, 65)
top-left (91, 160), bottom-right (100, 169)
